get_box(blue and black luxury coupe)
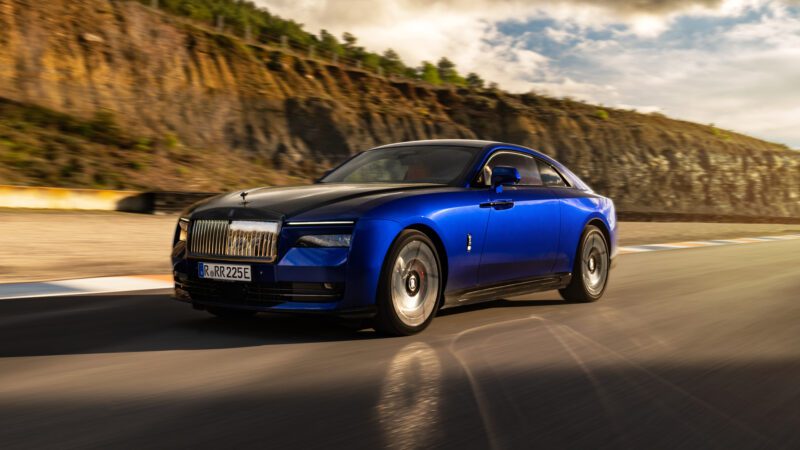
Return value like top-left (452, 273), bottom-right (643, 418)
top-left (172, 140), bottom-right (617, 335)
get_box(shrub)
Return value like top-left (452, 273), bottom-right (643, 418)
top-left (135, 137), bottom-right (153, 152)
top-left (164, 133), bottom-right (181, 149)
top-left (419, 62), bottom-right (441, 85)
top-left (595, 109), bottom-right (610, 121)
top-left (709, 124), bottom-right (731, 140)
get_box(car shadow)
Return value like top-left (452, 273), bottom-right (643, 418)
top-left (0, 292), bottom-right (567, 357)
top-left (438, 298), bottom-right (567, 317)
top-left (0, 293), bottom-right (375, 357)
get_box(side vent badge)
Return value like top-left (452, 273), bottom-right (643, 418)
top-left (467, 233), bottom-right (473, 253)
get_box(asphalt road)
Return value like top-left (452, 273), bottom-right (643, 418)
top-left (1, 240), bottom-right (799, 449)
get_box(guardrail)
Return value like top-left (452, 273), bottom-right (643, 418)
top-left (0, 185), bottom-right (149, 212)
top-left (0, 185), bottom-right (215, 214)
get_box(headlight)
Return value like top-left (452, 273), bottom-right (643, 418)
top-left (296, 234), bottom-right (352, 248)
top-left (177, 217), bottom-right (189, 242)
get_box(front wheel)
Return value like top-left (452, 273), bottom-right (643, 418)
top-left (559, 225), bottom-right (609, 303)
top-left (374, 230), bottom-right (442, 336)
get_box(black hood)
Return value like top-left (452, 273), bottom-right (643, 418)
top-left (186, 183), bottom-right (441, 221)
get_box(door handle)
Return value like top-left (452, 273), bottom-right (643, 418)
top-left (479, 200), bottom-right (515, 209)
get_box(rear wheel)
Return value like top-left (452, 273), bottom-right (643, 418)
top-left (374, 230), bottom-right (442, 336)
top-left (559, 225), bottom-right (609, 303)
top-left (207, 307), bottom-right (258, 319)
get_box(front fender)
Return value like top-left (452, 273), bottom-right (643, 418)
top-left (342, 219), bottom-right (404, 308)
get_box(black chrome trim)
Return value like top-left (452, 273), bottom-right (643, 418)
top-left (285, 221), bottom-right (355, 226)
top-left (443, 273), bottom-right (572, 307)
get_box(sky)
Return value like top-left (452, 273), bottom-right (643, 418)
top-left (256, 0), bottom-right (800, 148)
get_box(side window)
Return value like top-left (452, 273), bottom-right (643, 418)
top-left (476, 152), bottom-right (542, 187)
top-left (537, 160), bottom-right (569, 187)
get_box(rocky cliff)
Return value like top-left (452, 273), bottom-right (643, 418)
top-left (0, 0), bottom-right (798, 217)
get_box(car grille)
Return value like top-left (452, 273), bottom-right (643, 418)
top-left (189, 220), bottom-right (279, 261)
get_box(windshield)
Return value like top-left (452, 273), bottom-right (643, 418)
top-left (320, 145), bottom-right (480, 185)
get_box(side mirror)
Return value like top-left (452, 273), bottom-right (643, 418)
top-left (491, 166), bottom-right (521, 190)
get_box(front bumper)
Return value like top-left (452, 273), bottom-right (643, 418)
top-left (174, 281), bottom-right (376, 318)
top-left (172, 218), bottom-right (403, 317)
top-left (173, 252), bottom-right (363, 316)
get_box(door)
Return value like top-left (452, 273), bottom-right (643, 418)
top-left (476, 151), bottom-right (561, 286)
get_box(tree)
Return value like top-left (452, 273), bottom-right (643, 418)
top-left (361, 53), bottom-right (381, 71)
top-left (404, 66), bottom-right (420, 79)
top-left (381, 49), bottom-right (405, 76)
top-left (318, 29), bottom-right (343, 56)
top-left (342, 32), bottom-right (358, 49)
top-left (436, 57), bottom-right (466, 86)
top-left (420, 61), bottom-right (441, 85)
top-left (341, 32), bottom-right (366, 60)
top-left (436, 57), bottom-right (456, 80)
top-left (466, 72), bottom-right (485, 89)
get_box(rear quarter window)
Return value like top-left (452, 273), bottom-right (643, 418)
top-left (537, 160), bottom-right (570, 187)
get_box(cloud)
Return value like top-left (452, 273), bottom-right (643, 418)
top-left (256, 0), bottom-right (800, 146)
top-left (542, 1), bottom-right (800, 145)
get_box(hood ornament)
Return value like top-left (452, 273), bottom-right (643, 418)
top-left (240, 191), bottom-right (249, 207)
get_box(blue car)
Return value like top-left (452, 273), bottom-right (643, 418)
top-left (172, 140), bottom-right (616, 335)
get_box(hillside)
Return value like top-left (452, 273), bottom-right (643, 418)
top-left (0, 0), bottom-right (798, 217)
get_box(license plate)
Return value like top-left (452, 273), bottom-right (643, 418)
top-left (198, 262), bottom-right (252, 281)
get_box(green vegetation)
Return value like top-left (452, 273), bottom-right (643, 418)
top-left (0, 98), bottom-right (308, 191)
top-left (0, 99), bottom-right (166, 188)
top-left (419, 62), bottom-right (441, 85)
top-left (0, 102), bottom-right (132, 149)
top-left (436, 58), bottom-right (466, 86)
top-left (139, 0), bottom-right (479, 87)
top-left (595, 109), bottom-right (610, 121)
top-left (709, 123), bottom-right (731, 141)
top-left (164, 132), bottom-right (181, 149)
top-left (466, 72), bottom-right (485, 89)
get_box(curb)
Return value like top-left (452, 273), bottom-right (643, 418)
top-left (1, 234), bottom-right (799, 300)
top-left (617, 233), bottom-right (800, 255)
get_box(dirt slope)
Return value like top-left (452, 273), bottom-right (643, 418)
top-left (0, 0), bottom-right (798, 216)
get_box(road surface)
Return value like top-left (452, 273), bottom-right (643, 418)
top-left (1, 240), bottom-right (799, 449)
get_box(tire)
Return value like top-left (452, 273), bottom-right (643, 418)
top-left (374, 230), bottom-right (443, 336)
top-left (559, 225), bottom-right (610, 303)
top-left (207, 307), bottom-right (258, 319)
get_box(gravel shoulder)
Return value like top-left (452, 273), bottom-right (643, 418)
top-left (1, 209), bottom-right (798, 283)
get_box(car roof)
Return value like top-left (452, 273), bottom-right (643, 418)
top-left (370, 139), bottom-right (554, 162)
top-left (368, 139), bottom-right (591, 191)
top-left (371, 139), bottom-right (501, 150)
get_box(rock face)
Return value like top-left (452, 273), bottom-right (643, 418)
top-left (0, 0), bottom-right (798, 217)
